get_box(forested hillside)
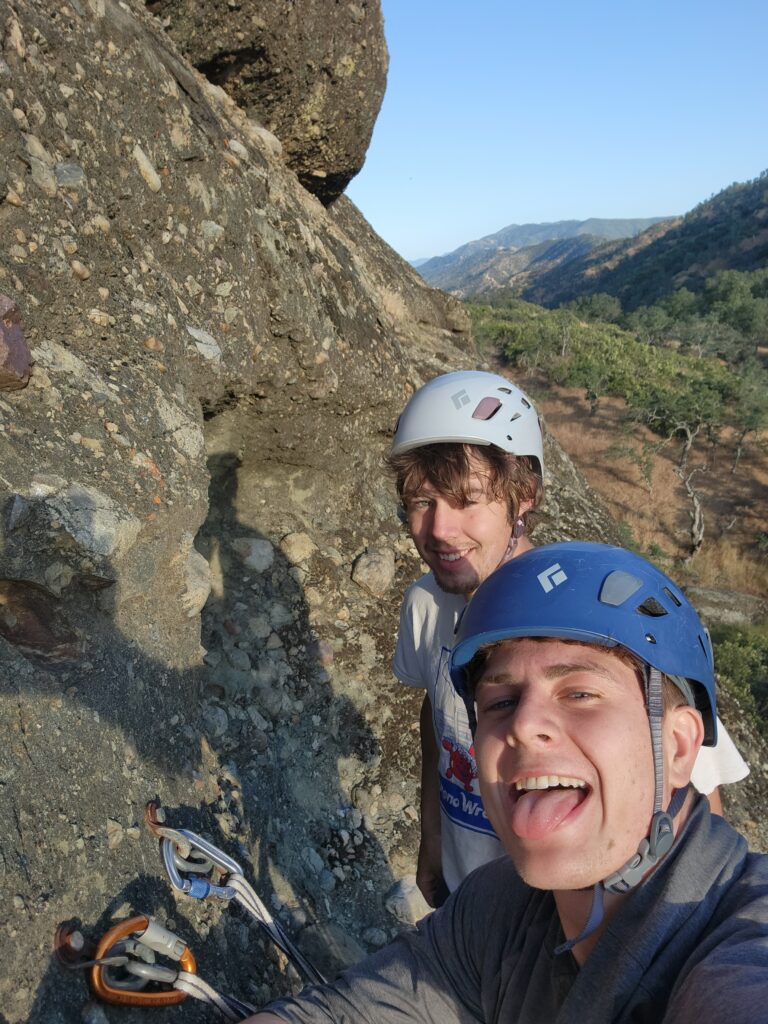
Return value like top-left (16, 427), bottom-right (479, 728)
top-left (524, 172), bottom-right (768, 308)
top-left (470, 297), bottom-right (767, 570)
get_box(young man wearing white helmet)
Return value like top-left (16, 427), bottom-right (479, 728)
top-left (387, 370), bottom-right (748, 904)
top-left (247, 544), bottom-right (767, 1024)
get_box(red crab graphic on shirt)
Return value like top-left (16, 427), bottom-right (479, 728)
top-left (442, 738), bottom-right (478, 791)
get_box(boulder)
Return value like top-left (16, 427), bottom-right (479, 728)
top-left (150, 0), bottom-right (389, 204)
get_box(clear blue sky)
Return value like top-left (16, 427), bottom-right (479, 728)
top-left (346, 1), bottom-right (768, 261)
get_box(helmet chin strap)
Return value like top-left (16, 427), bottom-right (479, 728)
top-left (555, 667), bottom-right (688, 955)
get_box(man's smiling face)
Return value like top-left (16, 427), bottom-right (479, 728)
top-left (404, 458), bottom-right (514, 599)
top-left (474, 638), bottom-right (656, 892)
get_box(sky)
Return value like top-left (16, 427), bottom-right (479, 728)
top-left (346, 1), bottom-right (768, 262)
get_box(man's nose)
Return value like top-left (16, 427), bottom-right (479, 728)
top-left (429, 500), bottom-right (461, 540)
top-left (506, 692), bottom-right (558, 747)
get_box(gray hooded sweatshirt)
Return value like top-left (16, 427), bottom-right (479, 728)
top-left (268, 796), bottom-right (768, 1023)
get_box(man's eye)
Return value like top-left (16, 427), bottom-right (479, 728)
top-left (479, 694), bottom-right (519, 713)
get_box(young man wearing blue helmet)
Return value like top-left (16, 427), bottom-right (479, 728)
top-left (386, 370), bottom-right (747, 905)
top-left (247, 544), bottom-right (767, 1024)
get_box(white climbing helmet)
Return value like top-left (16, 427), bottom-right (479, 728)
top-left (391, 370), bottom-right (544, 474)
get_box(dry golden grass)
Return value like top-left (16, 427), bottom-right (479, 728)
top-left (530, 381), bottom-right (768, 596)
top-left (689, 538), bottom-right (768, 593)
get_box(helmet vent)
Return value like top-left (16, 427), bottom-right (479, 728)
top-left (521, 397), bottom-right (531, 409)
top-left (663, 586), bottom-right (682, 607)
top-left (471, 397), bottom-right (502, 421)
top-left (497, 386), bottom-right (512, 394)
top-left (599, 570), bottom-right (643, 607)
top-left (508, 412), bottom-right (522, 423)
top-left (636, 597), bottom-right (669, 618)
top-left (645, 633), bottom-right (657, 644)
top-left (698, 632), bottom-right (711, 665)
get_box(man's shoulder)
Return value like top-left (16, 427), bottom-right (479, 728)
top-left (401, 571), bottom-right (442, 604)
top-left (400, 572), bottom-right (465, 614)
top-left (664, 846), bottom-right (768, 1021)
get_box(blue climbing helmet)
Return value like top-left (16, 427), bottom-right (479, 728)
top-left (450, 541), bottom-right (717, 744)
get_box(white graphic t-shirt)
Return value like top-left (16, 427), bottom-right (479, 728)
top-left (393, 572), bottom-right (750, 893)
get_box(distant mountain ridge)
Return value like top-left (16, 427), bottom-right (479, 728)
top-left (417, 172), bottom-right (768, 309)
top-left (522, 172), bottom-right (768, 309)
top-left (417, 217), bottom-right (669, 294)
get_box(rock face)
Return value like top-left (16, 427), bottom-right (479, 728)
top-left (0, 3), bottom-right (764, 1022)
top-left (149, 0), bottom-right (389, 204)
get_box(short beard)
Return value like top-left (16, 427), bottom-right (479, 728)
top-left (432, 565), bottom-right (480, 598)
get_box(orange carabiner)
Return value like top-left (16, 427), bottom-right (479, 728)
top-left (90, 915), bottom-right (197, 1007)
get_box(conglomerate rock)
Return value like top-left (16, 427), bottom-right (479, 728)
top-left (148, 0), bottom-right (389, 204)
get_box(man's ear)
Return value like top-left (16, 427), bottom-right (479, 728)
top-left (665, 705), bottom-right (705, 791)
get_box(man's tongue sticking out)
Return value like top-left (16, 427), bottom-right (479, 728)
top-left (511, 786), bottom-right (587, 841)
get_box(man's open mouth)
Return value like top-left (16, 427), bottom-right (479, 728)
top-left (509, 775), bottom-right (590, 840)
top-left (514, 775), bottom-right (587, 793)
top-left (436, 549), bottom-right (470, 563)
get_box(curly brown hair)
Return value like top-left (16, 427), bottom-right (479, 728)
top-left (387, 442), bottom-right (543, 528)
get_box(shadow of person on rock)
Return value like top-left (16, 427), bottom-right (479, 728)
top-left (1, 450), bottom-right (396, 1022)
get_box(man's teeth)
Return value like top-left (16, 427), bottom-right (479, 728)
top-left (515, 775), bottom-right (586, 791)
top-left (439, 551), bottom-right (467, 562)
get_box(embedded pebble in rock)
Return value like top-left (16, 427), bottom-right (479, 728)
top-left (247, 707), bottom-right (271, 732)
top-left (202, 704), bottom-right (230, 737)
top-left (280, 531), bottom-right (317, 565)
top-left (252, 729), bottom-right (269, 753)
top-left (71, 259), bottom-right (91, 280)
top-left (362, 927), bottom-right (388, 948)
top-left (186, 325), bottom-right (222, 362)
top-left (106, 818), bottom-right (124, 850)
top-left (302, 846), bottom-right (325, 875)
top-left (132, 143), bottom-right (162, 192)
top-left (226, 647), bottom-right (252, 672)
top-left (55, 161), bottom-right (86, 188)
top-left (253, 684), bottom-right (283, 719)
top-left (216, 667), bottom-right (252, 697)
top-left (201, 220), bottom-right (225, 246)
top-left (248, 614), bottom-right (272, 639)
top-left (232, 537), bottom-right (275, 572)
top-left (319, 868), bottom-right (337, 893)
top-left (351, 547), bottom-right (396, 597)
top-left (269, 602), bottom-right (293, 628)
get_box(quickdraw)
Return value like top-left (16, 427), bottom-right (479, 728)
top-left (145, 801), bottom-right (326, 985)
top-left (55, 915), bottom-right (255, 1020)
top-left (55, 800), bottom-right (324, 1016)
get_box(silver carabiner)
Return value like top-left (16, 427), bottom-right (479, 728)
top-left (174, 828), bottom-right (243, 876)
top-left (161, 838), bottom-right (236, 901)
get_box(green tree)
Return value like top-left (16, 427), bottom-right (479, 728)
top-left (731, 360), bottom-right (768, 473)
